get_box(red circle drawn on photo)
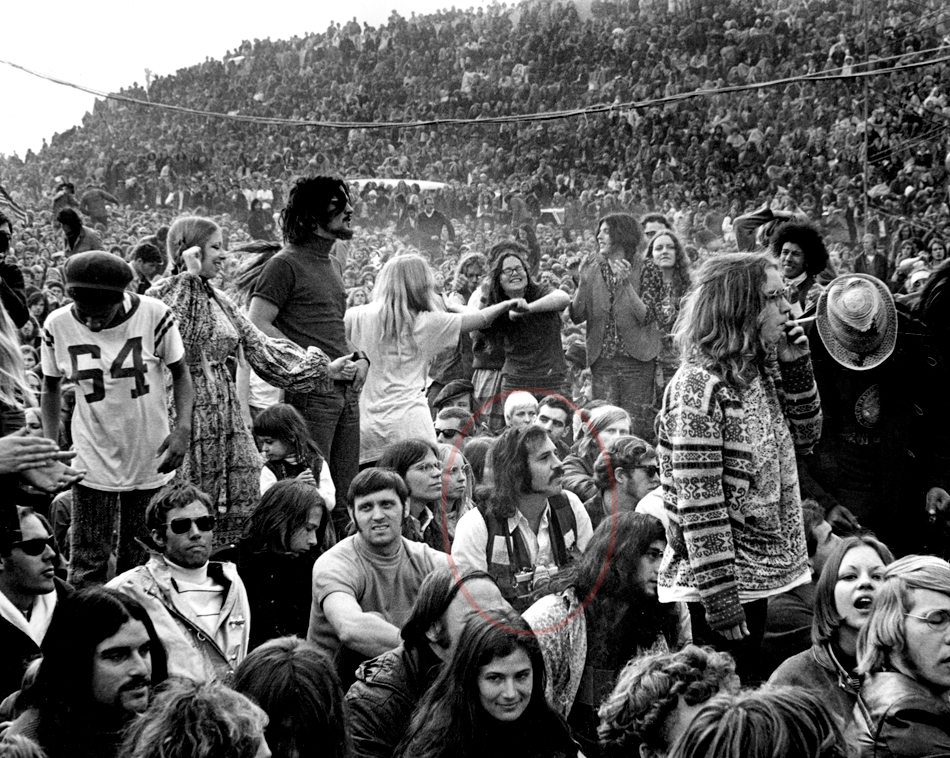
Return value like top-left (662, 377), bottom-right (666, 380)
top-left (437, 387), bottom-right (628, 637)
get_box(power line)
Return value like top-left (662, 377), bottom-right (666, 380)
top-left (2, 48), bottom-right (949, 131)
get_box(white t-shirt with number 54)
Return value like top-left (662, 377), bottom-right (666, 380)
top-left (42, 294), bottom-right (186, 491)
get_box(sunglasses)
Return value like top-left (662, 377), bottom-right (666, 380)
top-left (165, 516), bottom-right (216, 535)
top-left (631, 464), bottom-right (660, 478)
top-left (435, 427), bottom-right (462, 440)
top-left (11, 536), bottom-right (56, 556)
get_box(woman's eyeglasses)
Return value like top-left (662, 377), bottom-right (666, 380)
top-left (501, 266), bottom-right (525, 277)
top-left (165, 516), bottom-right (216, 535)
top-left (10, 536), bottom-right (55, 556)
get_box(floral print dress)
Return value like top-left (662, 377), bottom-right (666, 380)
top-left (148, 273), bottom-right (330, 545)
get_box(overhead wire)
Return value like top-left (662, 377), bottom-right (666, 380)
top-left (1, 47), bottom-right (949, 131)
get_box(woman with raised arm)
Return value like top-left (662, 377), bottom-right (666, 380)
top-left (148, 216), bottom-right (332, 545)
top-left (345, 253), bottom-right (523, 467)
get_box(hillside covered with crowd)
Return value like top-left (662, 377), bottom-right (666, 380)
top-left (1, 0), bottom-right (948, 270)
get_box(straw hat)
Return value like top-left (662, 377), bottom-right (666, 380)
top-left (816, 274), bottom-right (897, 370)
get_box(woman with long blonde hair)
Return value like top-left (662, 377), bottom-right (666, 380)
top-left (147, 216), bottom-right (332, 545)
top-left (345, 253), bottom-right (522, 466)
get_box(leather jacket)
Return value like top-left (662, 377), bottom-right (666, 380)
top-left (346, 643), bottom-right (440, 758)
top-left (851, 670), bottom-right (950, 757)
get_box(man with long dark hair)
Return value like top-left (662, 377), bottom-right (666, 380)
top-left (248, 175), bottom-right (369, 536)
top-left (6, 587), bottom-right (168, 758)
top-left (524, 512), bottom-right (687, 756)
top-left (452, 425), bottom-right (593, 612)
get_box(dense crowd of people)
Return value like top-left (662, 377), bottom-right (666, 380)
top-left (1, 0), bottom-right (950, 756)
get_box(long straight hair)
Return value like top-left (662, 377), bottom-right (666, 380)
top-left (371, 254), bottom-right (440, 349)
top-left (0, 303), bottom-right (34, 410)
top-left (574, 405), bottom-right (630, 462)
top-left (811, 534), bottom-right (894, 647)
top-left (396, 610), bottom-right (561, 758)
top-left (598, 213), bottom-right (645, 265)
top-left (485, 243), bottom-right (539, 306)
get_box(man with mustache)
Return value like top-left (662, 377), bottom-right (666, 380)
top-left (6, 587), bottom-right (167, 758)
top-left (249, 175), bottom-right (367, 537)
top-left (452, 425), bottom-right (593, 611)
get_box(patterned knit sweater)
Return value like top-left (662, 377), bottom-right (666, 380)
top-left (656, 354), bottom-right (822, 631)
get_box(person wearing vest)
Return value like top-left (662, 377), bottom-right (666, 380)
top-left (452, 425), bottom-right (593, 612)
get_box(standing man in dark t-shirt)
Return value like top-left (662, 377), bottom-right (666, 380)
top-left (248, 176), bottom-right (368, 535)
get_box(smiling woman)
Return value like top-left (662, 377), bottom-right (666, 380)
top-left (396, 609), bottom-right (579, 758)
top-left (147, 216), bottom-right (333, 546)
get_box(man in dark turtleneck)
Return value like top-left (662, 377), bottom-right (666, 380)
top-left (249, 176), bottom-right (368, 536)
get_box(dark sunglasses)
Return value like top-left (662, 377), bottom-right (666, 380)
top-left (12, 536), bottom-right (56, 556)
top-left (632, 464), bottom-right (660, 478)
top-left (165, 516), bottom-right (216, 535)
top-left (435, 427), bottom-right (462, 440)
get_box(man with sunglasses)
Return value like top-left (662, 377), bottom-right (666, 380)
top-left (583, 435), bottom-right (660, 531)
top-left (108, 481), bottom-right (250, 682)
top-left (433, 407), bottom-right (471, 452)
top-left (0, 506), bottom-right (70, 701)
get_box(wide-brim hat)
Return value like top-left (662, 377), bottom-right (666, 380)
top-left (816, 273), bottom-right (897, 371)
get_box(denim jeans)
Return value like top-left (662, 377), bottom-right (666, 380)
top-left (591, 355), bottom-right (657, 442)
top-left (70, 484), bottom-right (157, 589)
top-left (500, 373), bottom-right (569, 399)
top-left (286, 382), bottom-right (360, 537)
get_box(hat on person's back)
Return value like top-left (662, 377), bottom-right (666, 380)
top-left (64, 251), bottom-right (134, 292)
top-left (816, 273), bottom-right (897, 370)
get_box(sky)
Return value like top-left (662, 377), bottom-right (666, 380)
top-left (0, 0), bottom-right (491, 158)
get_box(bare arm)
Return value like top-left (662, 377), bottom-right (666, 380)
top-left (41, 375), bottom-right (62, 441)
top-left (156, 358), bottom-right (194, 473)
top-left (459, 298), bottom-right (525, 332)
top-left (247, 296), bottom-right (288, 340)
top-left (509, 288), bottom-right (571, 322)
top-left (322, 591), bottom-right (402, 657)
top-left (525, 288), bottom-right (570, 314)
